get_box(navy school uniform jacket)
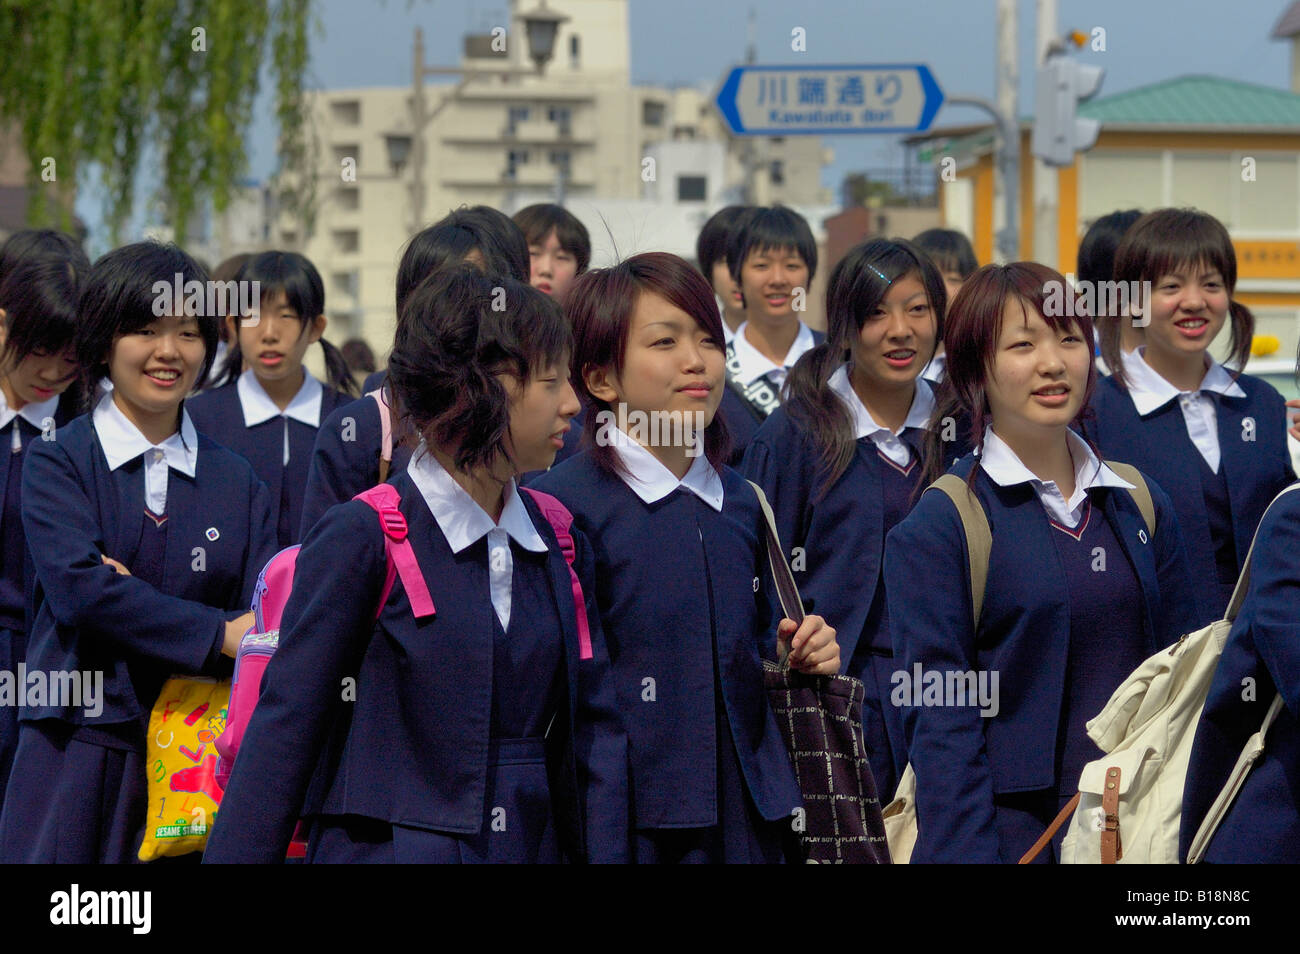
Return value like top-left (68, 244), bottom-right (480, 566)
top-left (298, 390), bottom-right (415, 540)
top-left (1181, 486), bottom-right (1300, 862)
top-left (1084, 372), bottom-right (1295, 625)
top-left (202, 471), bottom-right (629, 863)
top-left (718, 328), bottom-right (825, 465)
top-left (531, 452), bottom-right (802, 829)
top-left (741, 401), bottom-right (970, 668)
top-left (186, 375), bottom-right (349, 550)
top-left (884, 453), bottom-right (1199, 863)
top-left (19, 414), bottom-right (277, 729)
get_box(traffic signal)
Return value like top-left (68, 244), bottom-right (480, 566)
top-left (1032, 56), bottom-right (1104, 167)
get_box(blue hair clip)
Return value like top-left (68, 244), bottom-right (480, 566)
top-left (867, 263), bottom-right (891, 284)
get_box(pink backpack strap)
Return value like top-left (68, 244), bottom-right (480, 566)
top-left (521, 487), bottom-right (593, 661)
top-left (354, 484), bottom-right (436, 620)
top-left (366, 388), bottom-right (393, 468)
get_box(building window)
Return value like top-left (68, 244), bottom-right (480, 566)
top-left (333, 144), bottom-right (360, 166)
top-left (333, 230), bottom-right (360, 254)
top-left (330, 100), bottom-right (361, 124)
top-left (677, 175), bottom-right (707, 202)
top-left (570, 34), bottom-right (580, 68)
top-left (548, 106), bottom-right (572, 136)
top-left (506, 149), bottom-right (530, 180)
top-left (642, 101), bottom-right (666, 127)
top-left (281, 229), bottom-right (299, 246)
top-left (770, 160), bottom-right (785, 186)
top-left (332, 271), bottom-right (359, 299)
top-left (336, 187), bottom-right (360, 211)
top-left (549, 150), bottom-right (571, 173)
top-left (507, 105), bottom-right (530, 135)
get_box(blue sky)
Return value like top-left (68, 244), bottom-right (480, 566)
top-left (77, 0), bottom-right (1295, 252)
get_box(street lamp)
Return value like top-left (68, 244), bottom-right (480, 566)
top-left (401, 3), bottom-right (570, 234)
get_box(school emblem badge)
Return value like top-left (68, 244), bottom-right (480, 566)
top-left (206, 527), bottom-right (220, 541)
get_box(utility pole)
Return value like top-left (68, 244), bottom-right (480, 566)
top-left (1033, 0), bottom-right (1059, 269)
top-left (993, 0), bottom-right (1019, 262)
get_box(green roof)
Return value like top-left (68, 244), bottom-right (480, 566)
top-left (920, 75), bottom-right (1300, 161)
top-left (1077, 75), bottom-right (1300, 127)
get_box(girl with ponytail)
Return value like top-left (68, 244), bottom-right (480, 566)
top-left (187, 250), bottom-right (357, 548)
top-left (1085, 208), bottom-right (1295, 626)
top-left (742, 237), bottom-right (957, 799)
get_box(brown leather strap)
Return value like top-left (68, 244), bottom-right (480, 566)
top-left (1019, 792), bottom-right (1080, 864)
top-left (1101, 766), bottom-right (1122, 864)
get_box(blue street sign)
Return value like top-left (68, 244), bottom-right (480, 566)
top-left (714, 64), bottom-right (944, 136)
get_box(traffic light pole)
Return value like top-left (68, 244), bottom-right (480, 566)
top-left (946, 95), bottom-right (1020, 264)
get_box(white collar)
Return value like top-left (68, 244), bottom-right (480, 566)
top-left (0, 387), bottom-right (59, 432)
top-left (729, 321), bottom-right (816, 386)
top-left (1122, 348), bottom-right (1246, 416)
top-left (236, 368), bottom-right (324, 427)
top-left (92, 391), bottom-right (198, 477)
top-left (407, 445), bottom-right (547, 555)
top-left (607, 426), bottom-right (725, 511)
top-left (828, 365), bottom-right (935, 441)
top-left (979, 425), bottom-right (1133, 500)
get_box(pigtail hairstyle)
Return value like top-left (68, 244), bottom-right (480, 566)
top-left (218, 250), bottom-right (358, 396)
top-left (785, 238), bottom-right (946, 499)
top-left (566, 252), bottom-right (732, 477)
top-left (387, 265), bottom-right (570, 474)
top-left (0, 233), bottom-right (91, 412)
top-left (927, 261), bottom-right (1102, 489)
top-left (78, 242), bottom-right (217, 392)
top-left (1105, 207), bottom-right (1250, 390)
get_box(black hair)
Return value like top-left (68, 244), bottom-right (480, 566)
top-left (696, 205), bottom-right (752, 278)
top-left (0, 238), bottom-right (90, 412)
top-left (77, 242), bottom-right (219, 392)
top-left (387, 265), bottom-right (571, 474)
top-left (0, 229), bottom-right (89, 283)
top-left (785, 238), bottom-right (946, 498)
top-left (215, 250), bottom-right (357, 396)
top-left (725, 205), bottom-right (818, 288)
top-left (1076, 209), bottom-right (1142, 289)
top-left (341, 337), bottom-right (376, 375)
top-left (513, 203), bottom-right (592, 275)
top-left (911, 228), bottom-right (978, 280)
top-left (397, 206), bottom-right (530, 314)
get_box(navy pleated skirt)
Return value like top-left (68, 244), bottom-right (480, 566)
top-left (0, 719), bottom-right (147, 864)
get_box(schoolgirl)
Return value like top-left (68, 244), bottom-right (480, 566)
top-left (718, 206), bottom-right (823, 461)
top-left (1180, 435), bottom-right (1300, 862)
top-left (911, 227), bottom-right (977, 384)
top-left (532, 252), bottom-right (839, 863)
top-left (1077, 209), bottom-right (1142, 369)
top-left (204, 267), bottom-right (627, 864)
top-left (1086, 208), bottom-right (1295, 626)
top-left (743, 238), bottom-right (957, 800)
top-left (198, 253), bottom-right (252, 391)
top-left (185, 251), bottom-right (354, 549)
top-left (695, 205), bottom-right (752, 343)
top-left (0, 230), bottom-right (90, 808)
top-left (513, 202), bottom-right (591, 303)
top-left (0, 242), bottom-right (275, 864)
top-left (301, 206), bottom-right (532, 538)
top-left (884, 262), bottom-right (1199, 863)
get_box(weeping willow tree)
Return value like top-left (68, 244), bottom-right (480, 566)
top-left (0, 0), bottom-right (316, 243)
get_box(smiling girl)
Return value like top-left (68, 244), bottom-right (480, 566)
top-left (0, 242), bottom-right (275, 863)
top-left (532, 252), bottom-right (838, 863)
top-left (1087, 208), bottom-right (1295, 625)
top-left (885, 262), bottom-right (1198, 863)
top-left (743, 238), bottom-right (959, 800)
top-left (187, 251), bottom-right (355, 549)
top-left (0, 230), bottom-right (89, 809)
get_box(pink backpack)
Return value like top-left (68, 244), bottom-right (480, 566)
top-left (214, 482), bottom-right (591, 791)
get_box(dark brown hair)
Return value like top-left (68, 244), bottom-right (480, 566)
top-left (566, 252), bottom-right (731, 477)
top-left (1102, 208), bottom-right (1251, 389)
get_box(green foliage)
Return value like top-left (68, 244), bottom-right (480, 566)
top-left (0, 0), bottom-right (316, 243)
